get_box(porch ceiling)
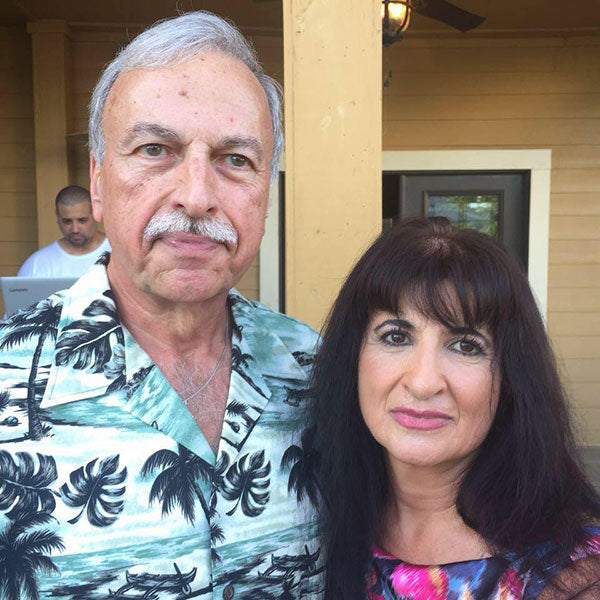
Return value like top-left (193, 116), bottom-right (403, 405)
top-left (1, 0), bottom-right (599, 35)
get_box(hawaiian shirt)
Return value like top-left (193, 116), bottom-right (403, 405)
top-left (0, 261), bottom-right (323, 600)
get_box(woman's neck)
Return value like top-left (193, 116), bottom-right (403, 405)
top-left (380, 459), bottom-right (491, 565)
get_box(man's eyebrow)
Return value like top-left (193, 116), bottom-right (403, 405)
top-left (121, 122), bottom-right (182, 147)
top-left (219, 136), bottom-right (265, 161)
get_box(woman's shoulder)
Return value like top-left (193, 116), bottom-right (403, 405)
top-left (367, 529), bottom-right (600, 600)
top-left (522, 525), bottom-right (600, 600)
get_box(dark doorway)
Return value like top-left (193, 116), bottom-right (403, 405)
top-left (383, 171), bottom-right (530, 269)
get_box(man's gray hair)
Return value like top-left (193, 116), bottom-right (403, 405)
top-left (88, 11), bottom-right (282, 182)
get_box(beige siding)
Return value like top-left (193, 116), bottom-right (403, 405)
top-left (0, 25), bottom-right (37, 314)
top-left (383, 35), bottom-right (600, 444)
top-left (69, 31), bottom-right (126, 188)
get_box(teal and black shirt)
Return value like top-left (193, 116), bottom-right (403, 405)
top-left (0, 261), bottom-right (323, 600)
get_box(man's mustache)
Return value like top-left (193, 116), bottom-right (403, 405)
top-left (142, 211), bottom-right (238, 246)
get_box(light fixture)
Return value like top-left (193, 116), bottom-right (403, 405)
top-left (381, 0), bottom-right (411, 46)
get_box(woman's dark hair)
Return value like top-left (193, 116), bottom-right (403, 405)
top-left (311, 217), bottom-right (600, 599)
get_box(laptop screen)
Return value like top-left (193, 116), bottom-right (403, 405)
top-left (1, 277), bottom-right (77, 317)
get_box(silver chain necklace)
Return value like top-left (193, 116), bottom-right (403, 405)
top-left (182, 316), bottom-right (229, 405)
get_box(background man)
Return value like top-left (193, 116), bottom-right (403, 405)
top-left (17, 184), bottom-right (110, 277)
top-left (0, 11), bottom-right (322, 600)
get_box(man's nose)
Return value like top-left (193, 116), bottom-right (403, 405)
top-left (400, 345), bottom-right (447, 401)
top-left (175, 155), bottom-right (218, 218)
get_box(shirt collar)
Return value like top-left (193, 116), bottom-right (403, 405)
top-left (43, 266), bottom-right (310, 409)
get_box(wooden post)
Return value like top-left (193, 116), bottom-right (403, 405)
top-left (283, 0), bottom-right (382, 329)
top-left (27, 20), bottom-right (70, 248)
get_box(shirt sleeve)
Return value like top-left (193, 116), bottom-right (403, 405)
top-left (17, 254), bottom-right (36, 276)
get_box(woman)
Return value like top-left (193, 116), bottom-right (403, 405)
top-left (311, 217), bottom-right (600, 599)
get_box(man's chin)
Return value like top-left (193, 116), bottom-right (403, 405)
top-left (67, 237), bottom-right (89, 248)
top-left (140, 269), bottom-right (232, 305)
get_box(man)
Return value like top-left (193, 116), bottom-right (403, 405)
top-left (0, 12), bottom-right (321, 600)
top-left (17, 185), bottom-right (111, 277)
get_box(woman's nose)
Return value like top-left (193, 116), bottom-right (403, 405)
top-left (400, 346), bottom-right (447, 401)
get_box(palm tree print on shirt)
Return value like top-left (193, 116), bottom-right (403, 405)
top-left (59, 454), bottom-right (127, 527)
top-left (0, 511), bottom-right (64, 600)
top-left (55, 290), bottom-right (124, 375)
top-left (141, 443), bottom-right (213, 525)
top-left (0, 299), bottom-right (63, 441)
top-left (0, 450), bottom-right (58, 520)
top-left (219, 450), bottom-right (270, 517)
top-left (280, 427), bottom-right (321, 507)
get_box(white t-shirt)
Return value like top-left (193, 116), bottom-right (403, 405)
top-left (17, 238), bottom-right (111, 278)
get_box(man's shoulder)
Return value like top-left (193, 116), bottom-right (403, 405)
top-left (232, 292), bottom-right (320, 350)
top-left (28, 240), bottom-right (60, 259)
top-left (17, 241), bottom-right (60, 276)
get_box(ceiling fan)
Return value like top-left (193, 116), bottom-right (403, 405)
top-left (381, 0), bottom-right (485, 45)
top-left (252, 0), bottom-right (486, 39)
top-left (403, 0), bottom-right (486, 32)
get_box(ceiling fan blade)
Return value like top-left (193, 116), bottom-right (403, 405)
top-left (411, 0), bottom-right (486, 32)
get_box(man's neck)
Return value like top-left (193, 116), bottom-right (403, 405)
top-left (106, 260), bottom-right (233, 453)
top-left (106, 258), bottom-right (230, 354)
top-left (58, 231), bottom-right (105, 256)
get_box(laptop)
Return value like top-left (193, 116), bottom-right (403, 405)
top-left (1, 277), bottom-right (78, 317)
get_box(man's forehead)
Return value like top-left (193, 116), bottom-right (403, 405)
top-left (102, 51), bottom-right (273, 154)
top-left (106, 51), bottom-right (265, 108)
top-left (57, 202), bottom-right (92, 217)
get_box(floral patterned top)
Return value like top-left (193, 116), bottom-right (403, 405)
top-left (367, 526), bottom-right (600, 599)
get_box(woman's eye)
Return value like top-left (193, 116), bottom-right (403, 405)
top-left (381, 331), bottom-right (408, 346)
top-left (227, 154), bottom-right (249, 168)
top-left (139, 144), bottom-right (165, 157)
top-left (452, 338), bottom-right (484, 356)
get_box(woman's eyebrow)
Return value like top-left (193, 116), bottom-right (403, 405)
top-left (449, 326), bottom-right (491, 342)
top-left (373, 318), bottom-right (412, 333)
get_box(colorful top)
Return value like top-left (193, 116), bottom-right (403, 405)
top-left (0, 260), bottom-right (323, 600)
top-left (366, 527), bottom-right (600, 600)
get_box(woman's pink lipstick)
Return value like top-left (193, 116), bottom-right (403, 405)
top-left (391, 407), bottom-right (451, 431)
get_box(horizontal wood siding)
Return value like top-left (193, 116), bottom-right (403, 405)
top-left (383, 35), bottom-right (600, 444)
top-left (0, 26), bottom-right (37, 314)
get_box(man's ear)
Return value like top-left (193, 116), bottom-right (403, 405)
top-left (89, 152), bottom-right (103, 223)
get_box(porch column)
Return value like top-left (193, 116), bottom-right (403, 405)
top-left (282, 0), bottom-right (382, 329)
top-left (27, 20), bottom-right (70, 248)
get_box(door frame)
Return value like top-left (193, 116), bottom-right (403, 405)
top-left (260, 149), bottom-right (551, 318)
top-left (384, 149), bottom-right (551, 318)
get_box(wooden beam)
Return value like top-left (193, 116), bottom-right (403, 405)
top-left (282, 0), bottom-right (382, 329)
top-left (27, 20), bottom-right (71, 248)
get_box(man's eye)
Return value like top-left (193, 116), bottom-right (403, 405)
top-left (227, 154), bottom-right (249, 168)
top-left (139, 144), bottom-right (165, 157)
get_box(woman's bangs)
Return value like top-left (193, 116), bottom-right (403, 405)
top-left (364, 245), bottom-right (505, 334)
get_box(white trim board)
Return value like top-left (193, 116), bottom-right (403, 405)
top-left (258, 178), bottom-right (281, 312)
top-left (260, 149), bottom-right (551, 318)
